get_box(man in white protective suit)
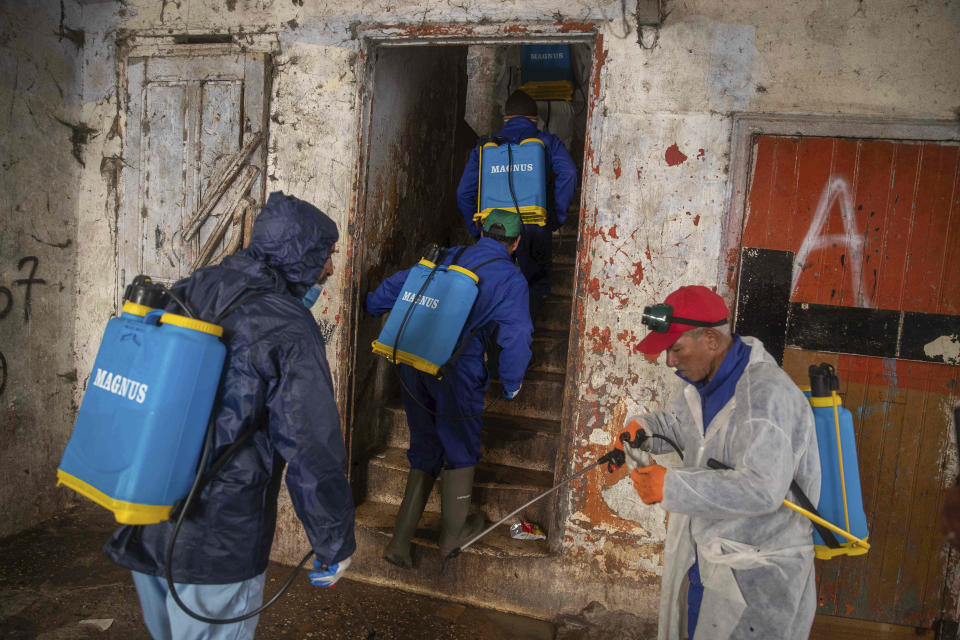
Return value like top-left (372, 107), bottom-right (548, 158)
top-left (615, 285), bottom-right (820, 640)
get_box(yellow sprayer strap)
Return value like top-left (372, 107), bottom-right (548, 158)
top-left (783, 499), bottom-right (869, 551)
top-left (474, 206), bottom-right (548, 227)
top-left (476, 143), bottom-right (484, 223)
top-left (832, 390), bottom-right (851, 534)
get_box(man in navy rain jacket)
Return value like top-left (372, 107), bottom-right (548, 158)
top-left (104, 192), bottom-right (355, 639)
top-left (456, 89), bottom-right (578, 319)
top-left (366, 208), bottom-right (533, 569)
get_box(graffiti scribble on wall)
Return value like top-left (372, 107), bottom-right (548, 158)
top-left (13, 256), bottom-right (47, 323)
top-left (1, 256), bottom-right (48, 397)
top-left (791, 177), bottom-right (869, 308)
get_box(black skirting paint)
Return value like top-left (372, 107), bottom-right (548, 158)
top-left (734, 247), bottom-right (959, 365)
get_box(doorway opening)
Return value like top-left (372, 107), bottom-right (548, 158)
top-left (345, 40), bottom-right (594, 560)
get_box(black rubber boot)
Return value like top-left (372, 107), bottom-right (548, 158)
top-left (383, 469), bottom-right (435, 569)
top-left (439, 466), bottom-right (485, 558)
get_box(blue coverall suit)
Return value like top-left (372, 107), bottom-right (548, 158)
top-left (456, 117), bottom-right (578, 317)
top-left (366, 238), bottom-right (533, 475)
top-left (682, 335), bottom-right (751, 637)
top-left (104, 192), bottom-right (355, 638)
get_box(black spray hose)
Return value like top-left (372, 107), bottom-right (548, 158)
top-left (706, 457), bottom-right (842, 549)
top-left (394, 367), bottom-right (498, 422)
top-left (389, 256), bottom-right (498, 422)
top-left (651, 433), bottom-right (683, 460)
top-left (505, 143), bottom-right (523, 219)
top-left (150, 285), bottom-right (315, 622)
top-left (503, 141), bottom-right (533, 265)
top-left (163, 286), bottom-right (198, 319)
top-left (164, 420), bottom-right (313, 622)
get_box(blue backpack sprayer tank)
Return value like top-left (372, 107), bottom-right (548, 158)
top-left (371, 244), bottom-right (508, 421)
top-left (371, 244), bottom-right (484, 377)
top-left (57, 275), bottom-right (315, 624)
top-left (57, 275), bottom-right (225, 524)
top-left (704, 363), bottom-right (870, 557)
top-left (473, 137), bottom-right (548, 229)
top-left (805, 362), bottom-right (870, 559)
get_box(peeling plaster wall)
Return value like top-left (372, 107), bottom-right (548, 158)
top-left (3, 0), bottom-right (959, 619)
top-left (557, 0), bottom-right (960, 585)
top-left (0, 0), bottom-right (84, 537)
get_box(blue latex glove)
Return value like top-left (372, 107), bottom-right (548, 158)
top-left (308, 555), bottom-right (352, 588)
top-left (502, 384), bottom-right (521, 400)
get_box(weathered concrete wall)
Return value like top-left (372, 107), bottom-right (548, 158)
top-left (0, 0), bottom-right (84, 537)
top-left (556, 0), bottom-right (960, 588)
top-left (3, 0), bottom-right (959, 621)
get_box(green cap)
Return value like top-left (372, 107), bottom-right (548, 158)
top-left (482, 208), bottom-right (522, 238)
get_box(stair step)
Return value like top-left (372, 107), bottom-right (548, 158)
top-left (537, 295), bottom-right (572, 332)
top-left (531, 329), bottom-right (568, 375)
top-left (384, 406), bottom-right (561, 471)
top-left (553, 249), bottom-right (576, 265)
top-left (354, 500), bottom-right (550, 559)
top-left (367, 448), bottom-right (555, 526)
top-left (348, 499), bottom-right (655, 620)
top-left (550, 264), bottom-right (575, 295)
top-left (486, 371), bottom-right (565, 421)
top-left (557, 217), bottom-right (578, 240)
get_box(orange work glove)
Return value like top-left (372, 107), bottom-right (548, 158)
top-left (630, 464), bottom-right (667, 504)
top-left (616, 418), bottom-right (647, 452)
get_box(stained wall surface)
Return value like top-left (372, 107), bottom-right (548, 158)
top-left (2, 0), bottom-right (959, 620)
top-left (0, 1), bottom-right (84, 538)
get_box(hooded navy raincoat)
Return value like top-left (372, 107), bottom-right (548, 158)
top-left (104, 192), bottom-right (356, 584)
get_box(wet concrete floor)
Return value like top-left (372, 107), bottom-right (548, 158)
top-left (0, 501), bottom-right (564, 639)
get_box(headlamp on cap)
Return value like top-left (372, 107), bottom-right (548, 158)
top-left (641, 303), bottom-right (727, 333)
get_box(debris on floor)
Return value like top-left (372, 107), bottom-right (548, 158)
top-left (78, 618), bottom-right (114, 631)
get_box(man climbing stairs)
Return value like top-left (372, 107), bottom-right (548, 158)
top-left (349, 217), bottom-right (585, 618)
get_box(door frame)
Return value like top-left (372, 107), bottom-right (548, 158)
top-left (719, 113), bottom-right (960, 309)
top-left (339, 25), bottom-right (600, 522)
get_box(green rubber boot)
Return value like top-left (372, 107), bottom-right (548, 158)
top-left (384, 469), bottom-right (435, 569)
top-left (439, 466), bottom-right (486, 558)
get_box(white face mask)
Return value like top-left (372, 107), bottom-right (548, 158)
top-left (301, 283), bottom-right (323, 309)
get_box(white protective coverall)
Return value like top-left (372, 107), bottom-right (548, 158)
top-left (640, 337), bottom-right (820, 640)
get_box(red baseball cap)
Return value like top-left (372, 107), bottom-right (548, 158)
top-left (634, 285), bottom-right (729, 355)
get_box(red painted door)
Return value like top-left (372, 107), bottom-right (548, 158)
top-left (738, 135), bottom-right (960, 631)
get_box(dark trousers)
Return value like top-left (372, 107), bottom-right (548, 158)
top-left (398, 364), bottom-right (486, 476)
top-left (514, 223), bottom-right (553, 319)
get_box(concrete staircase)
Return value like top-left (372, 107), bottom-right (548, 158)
top-left (348, 217), bottom-right (619, 618)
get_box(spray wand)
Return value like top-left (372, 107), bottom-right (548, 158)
top-left (440, 431), bottom-right (651, 574)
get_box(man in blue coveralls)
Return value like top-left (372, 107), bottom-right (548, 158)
top-left (456, 89), bottom-right (578, 320)
top-left (366, 208), bottom-right (533, 568)
top-left (104, 192), bottom-right (355, 640)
